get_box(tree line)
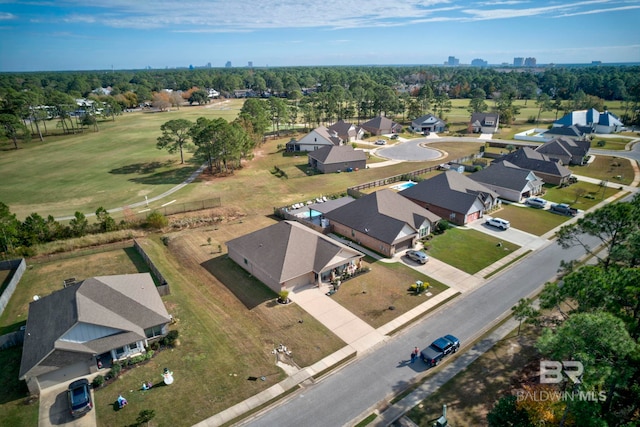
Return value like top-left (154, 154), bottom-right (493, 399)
top-left (490, 194), bottom-right (640, 426)
top-left (2, 65), bottom-right (640, 148)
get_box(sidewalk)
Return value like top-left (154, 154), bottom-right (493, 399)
top-left (199, 157), bottom-right (640, 427)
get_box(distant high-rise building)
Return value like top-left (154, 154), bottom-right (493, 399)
top-left (446, 56), bottom-right (459, 66)
top-left (513, 57), bottom-right (524, 67)
top-left (225, 61), bottom-right (232, 68)
top-left (248, 61), bottom-right (253, 68)
top-left (207, 62), bottom-right (212, 68)
top-left (471, 58), bottom-right (488, 67)
top-left (524, 57), bottom-right (536, 67)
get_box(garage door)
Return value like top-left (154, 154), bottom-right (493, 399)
top-left (395, 239), bottom-right (413, 252)
top-left (38, 362), bottom-right (91, 390)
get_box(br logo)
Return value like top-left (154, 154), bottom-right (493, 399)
top-left (540, 360), bottom-right (583, 384)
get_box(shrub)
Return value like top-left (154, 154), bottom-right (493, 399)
top-left (597, 140), bottom-right (606, 147)
top-left (278, 290), bottom-right (290, 303)
top-left (146, 211), bottom-right (168, 229)
top-left (92, 375), bottom-right (105, 388)
top-left (109, 362), bottom-right (122, 379)
top-left (161, 330), bottom-right (179, 347)
top-left (434, 220), bottom-right (452, 234)
top-left (145, 350), bottom-right (154, 360)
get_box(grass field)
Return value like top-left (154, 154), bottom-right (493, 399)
top-left (330, 258), bottom-right (449, 328)
top-left (426, 228), bottom-right (520, 275)
top-left (570, 154), bottom-right (635, 185)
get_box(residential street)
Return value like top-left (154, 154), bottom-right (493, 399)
top-left (240, 234), bottom-right (598, 427)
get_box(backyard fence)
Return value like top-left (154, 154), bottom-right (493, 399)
top-left (133, 240), bottom-right (170, 295)
top-left (347, 153), bottom-right (479, 197)
top-left (0, 258), bottom-right (26, 318)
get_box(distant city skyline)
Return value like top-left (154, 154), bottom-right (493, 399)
top-left (0, 0), bottom-right (639, 72)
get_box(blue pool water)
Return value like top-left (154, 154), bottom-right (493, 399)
top-left (392, 181), bottom-right (416, 191)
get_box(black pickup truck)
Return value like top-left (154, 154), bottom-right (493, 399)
top-left (420, 334), bottom-right (460, 367)
top-left (550, 203), bottom-right (578, 216)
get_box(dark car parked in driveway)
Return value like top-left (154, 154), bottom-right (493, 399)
top-left (68, 379), bottom-right (92, 417)
top-left (420, 334), bottom-right (460, 367)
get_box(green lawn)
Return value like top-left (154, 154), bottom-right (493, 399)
top-left (426, 228), bottom-right (520, 274)
top-left (492, 204), bottom-right (569, 235)
top-left (591, 137), bottom-right (632, 150)
top-left (543, 181), bottom-right (619, 210)
top-left (569, 155), bottom-right (635, 185)
top-left (0, 346), bottom-right (39, 427)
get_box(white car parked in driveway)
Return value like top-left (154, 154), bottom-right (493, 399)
top-left (486, 217), bottom-right (510, 230)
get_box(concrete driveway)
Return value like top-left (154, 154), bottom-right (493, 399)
top-left (39, 381), bottom-right (96, 427)
top-left (466, 215), bottom-right (548, 249)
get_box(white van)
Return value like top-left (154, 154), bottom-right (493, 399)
top-left (486, 217), bottom-right (510, 230)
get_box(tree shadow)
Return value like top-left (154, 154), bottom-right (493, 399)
top-left (109, 161), bottom-right (174, 175)
top-left (126, 166), bottom-right (199, 185)
top-left (200, 256), bottom-right (276, 310)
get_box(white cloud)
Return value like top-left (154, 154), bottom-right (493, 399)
top-left (16, 0), bottom-right (640, 31)
top-left (0, 12), bottom-right (16, 20)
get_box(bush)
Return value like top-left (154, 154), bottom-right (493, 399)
top-left (278, 290), bottom-right (290, 303)
top-left (434, 220), bottom-right (452, 234)
top-left (146, 211), bottom-right (168, 229)
top-left (109, 362), bottom-right (122, 379)
top-left (161, 330), bottom-right (179, 347)
top-left (597, 140), bottom-right (606, 147)
top-left (92, 375), bottom-right (105, 388)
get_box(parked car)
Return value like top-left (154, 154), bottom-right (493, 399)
top-left (550, 203), bottom-right (578, 216)
top-left (526, 197), bottom-right (548, 209)
top-left (374, 139), bottom-right (387, 145)
top-left (420, 334), bottom-right (460, 367)
top-left (67, 379), bottom-right (92, 418)
top-left (406, 249), bottom-right (429, 264)
top-left (486, 217), bottom-right (510, 230)
top-left (390, 134), bottom-right (399, 139)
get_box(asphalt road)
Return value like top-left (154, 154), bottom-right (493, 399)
top-left (242, 235), bottom-right (597, 427)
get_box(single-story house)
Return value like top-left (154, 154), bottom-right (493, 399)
top-left (360, 116), bottom-right (403, 136)
top-left (411, 114), bottom-right (446, 133)
top-left (328, 119), bottom-right (364, 142)
top-left (499, 147), bottom-right (572, 185)
top-left (542, 124), bottom-right (590, 139)
top-left (286, 126), bottom-right (343, 152)
top-left (400, 170), bottom-right (499, 225)
top-left (323, 189), bottom-right (441, 257)
top-left (226, 220), bottom-right (364, 294)
top-left (554, 108), bottom-right (624, 134)
top-left (469, 161), bottom-right (544, 202)
top-left (19, 273), bottom-right (171, 394)
top-left (535, 136), bottom-right (591, 165)
top-left (308, 145), bottom-right (367, 174)
top-left (468, 113), bottom-right (500, 133)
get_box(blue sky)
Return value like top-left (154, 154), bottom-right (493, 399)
top-left (0, 0), bottom-right (639, 72)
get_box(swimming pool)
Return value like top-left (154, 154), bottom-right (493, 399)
top-left (391, 181), bottom-right (416, 191)
top-left (296, 210), bottom-right (322, 219)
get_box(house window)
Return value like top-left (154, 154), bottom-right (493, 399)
top-left (244, 258), bottom-right (248, 265)
top-left (145, 325), bottom-right (164, 339)
top-left (485, 120), bottom-right (494, 125)
top-left (115, 346), bottom-right (126, 358)
top-left (351, 229), bottom-right (355, 237)
top-left (419, 227), bottom-right (429, 238)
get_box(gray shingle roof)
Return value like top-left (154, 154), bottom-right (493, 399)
top-left (536, 136), bottom-right (590, 159)
top-left (469, 161), bottom-right (542, 191)
top-left (226, 221), bottom-right (363, 284)
top-left (324, 189), bottom-right (440, 245)
top-left (500, 147), bottom-right (571, 177)
top-left (308, 145), bottom-right (367, 164)
top-left (19, 273), bottom-right (171, 380)
top-left (400, 170), bottom-right (498, 213)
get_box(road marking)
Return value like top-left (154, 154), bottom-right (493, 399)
top-left (138, 208), bottom-right (150, 213)
top-left (162, 200), bottom-right (176, 207)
